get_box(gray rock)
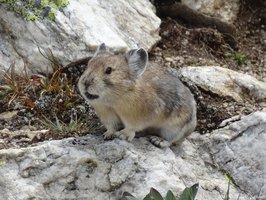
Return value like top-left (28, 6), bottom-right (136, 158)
top-left (179, 66), bottom-right (266, 101)
top-left (0, 0), bottom-right (160, 73)
top-left (0, 130), bottom-right (251, 199)
top-left (207, 111), bottom-right (266, 199)
top-left (182, 0), bottom-right (240, 22)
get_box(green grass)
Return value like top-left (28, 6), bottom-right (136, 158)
top-left (0, 47), bottom-right (102, 138)
top-left (224, 172), bottom-right (241, 200)
top-left (41, 114), bottom-right (85, 133)
top-left (0, 58), bottom-right (75, 107)
top-left (233, 52), bottom-right (246, 65)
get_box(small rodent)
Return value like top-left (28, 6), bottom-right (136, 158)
top-left (78, 43), bottom-right (197, 147)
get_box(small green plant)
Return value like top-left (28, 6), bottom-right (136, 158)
top-left (41, 114), bottom-right (85, 133)
top-left (41, 113), bottom-right (103, 135)
top-left (233, 52), bottom-right (246, 65)
top-left (124, 183), bottom-right (199, 200)
top-left (224, 173), bottom-right (241, 200)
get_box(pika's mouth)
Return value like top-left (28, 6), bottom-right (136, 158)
top-left (85, 92), bottom-right (99, 100)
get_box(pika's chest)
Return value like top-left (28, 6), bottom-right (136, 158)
top-left (113, 98), bottom-right (164, 128)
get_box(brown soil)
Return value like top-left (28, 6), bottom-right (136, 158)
top-left (0, 1), bottom-right (265, 149)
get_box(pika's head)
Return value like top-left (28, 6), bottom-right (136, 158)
top-left (78, 43), bottom-right (148, 103)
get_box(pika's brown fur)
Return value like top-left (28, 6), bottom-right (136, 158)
top-left (78, 43), bottom-right (197, 147)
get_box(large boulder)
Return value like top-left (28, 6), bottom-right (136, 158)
top-left (0, 0), bottom-right (161, 73)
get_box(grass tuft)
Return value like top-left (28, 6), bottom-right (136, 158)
top-left (0, 48), bottom-right (99, 139)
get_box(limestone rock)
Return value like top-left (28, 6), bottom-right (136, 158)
top-left (182, 0), bottom-right (240, 22)
top-left (0, 133), bottom-right (249, 199)
top-left (0, 0), bottom-right (160, 73)
top-left (2, 111), bottom-right (265, 199)
top-left (179, 66), bottom-right (266, 101)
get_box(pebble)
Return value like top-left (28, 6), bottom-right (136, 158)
top-left (0, 111), bottom-right (18, 120)
top-left (165, 57), bottom-right (174, 63)
top-left (223, 103), bottom-right (228, 107)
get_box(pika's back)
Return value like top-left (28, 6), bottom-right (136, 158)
top-left (140, 64), bottom-right (195, 108)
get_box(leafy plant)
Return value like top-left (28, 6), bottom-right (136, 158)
top-left (124, 183), bottom-right (199, 200)
top-left (179, 183), bottom-right (199, 200)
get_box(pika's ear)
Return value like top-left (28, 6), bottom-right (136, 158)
top-left (94, 43), bottom-right (107, 57)
top-left (126, 48), bottom-right (148, 79)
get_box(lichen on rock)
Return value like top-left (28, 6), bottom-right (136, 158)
top-left (0, 0), bottom-right (69, 20)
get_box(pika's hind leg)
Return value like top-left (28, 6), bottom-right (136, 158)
top-left (149, 127), bottom-right (187, 148)
top-left (147, 127), bottom-right (181, 148)
top-left (160, 115), bottom-right (197, 146)
top-left (150, 115), bottom-right (196, 148)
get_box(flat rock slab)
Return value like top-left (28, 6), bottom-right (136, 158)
top-left (179, 66), bottom-right (266, 101)
top-left (1, 111), bottom-right (265, 199)
top-left (0, 133), bottom-right (248, 199)
top-left (0, 0), bottom-right (160, 73)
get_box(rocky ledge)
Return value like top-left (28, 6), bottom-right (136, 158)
top-left (0, 111), bottom-right (265, 200)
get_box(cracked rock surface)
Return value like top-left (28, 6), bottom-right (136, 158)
top-left (3, 112), bottom-right (266, 199)
top-left (207, 111), bottom-right (266, 199)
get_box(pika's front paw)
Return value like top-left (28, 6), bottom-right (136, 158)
top-left (103, 130), bottom-right (115, 140)
top-left (115, 129), bottom-right (135, 141)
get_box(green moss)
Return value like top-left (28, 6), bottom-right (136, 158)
top-left (0, 0), bottom-right (69, 21)
top-left (0, 161), bottom-right (6, 168)
top-left (41, 0), bottom-right (49, 6)
top-left (48, 10), bottom-right (55, 20)
top-left (0, 0), bottom-right (15, 3)
top-left (26, 14), bottom-right (39, 21)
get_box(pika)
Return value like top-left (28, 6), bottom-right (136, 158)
top-left (78, 43), bottom-right (197, 147)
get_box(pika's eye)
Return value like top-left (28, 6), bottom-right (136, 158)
top-left (105, 67), bottom-right (112, 75)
